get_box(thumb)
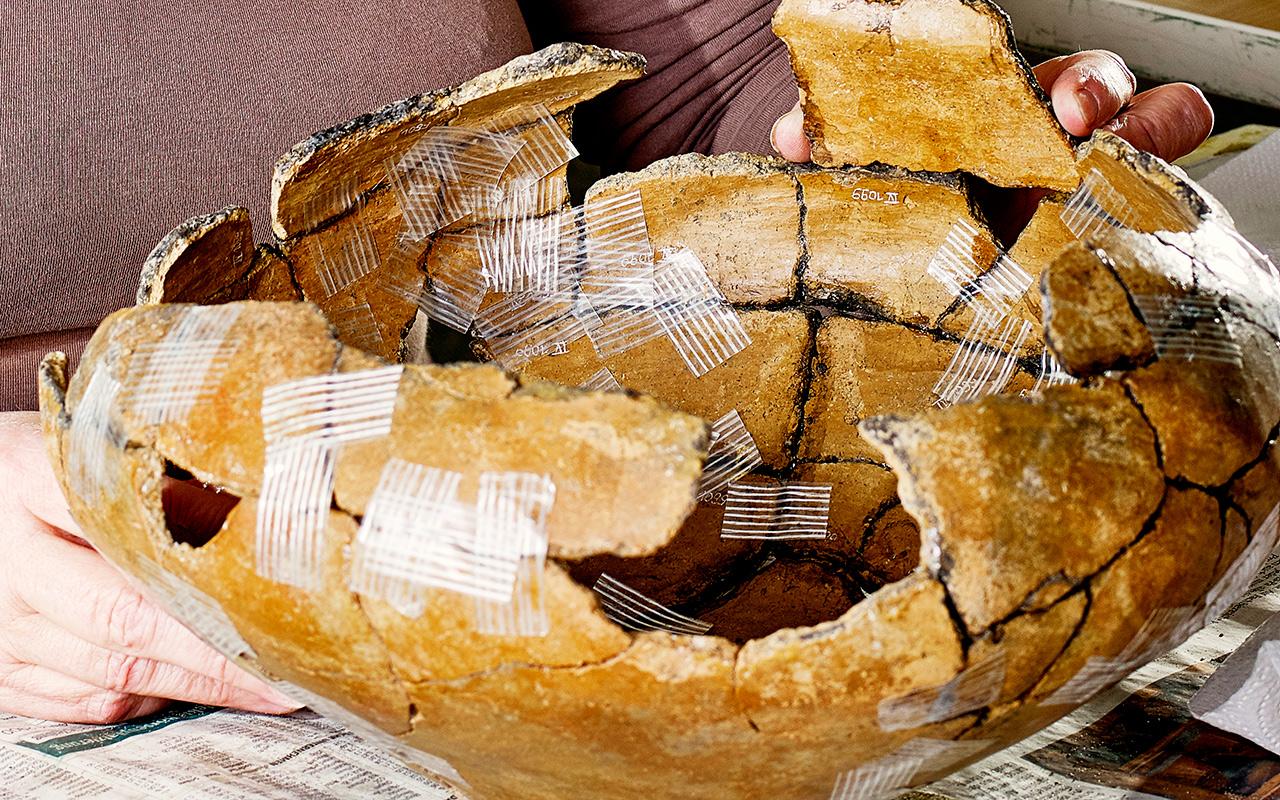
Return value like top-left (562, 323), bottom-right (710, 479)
top-left (771, 100), bottom-right (812, 163)
top-left (0, 412), bottom-right (83, 538)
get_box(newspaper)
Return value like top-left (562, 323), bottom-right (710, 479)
top-left (0, 705), bottom-right (456, 800)
top-left (10, 553), bottom-right (1280, 800)
top-left (907, 548), bottom-right (1280, 800)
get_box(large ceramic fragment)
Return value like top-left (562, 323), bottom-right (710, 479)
top-left (861, 381), bottom-right (1166, 634)
top-left (802, 316), bottom-right (965, 462)
top-left (1028, 486), bottom-right (1232, 705)
top-left (1123, 356), bottom-right (1269, 487)
top-left (333, 366), bottom-right (711, 558)
top-left (39, 302), bottom-right (708, 699)
top-left (514, 309), bottom-right (813, 470)
top-left (773, 0), bottom-right (1078, 191)
top-left (584, 153), bottom-right (802, 305)
top-left (270, 43), bottom-right (643, 241)
top-left (799, 166), bottom-right (985, 325)
top-left (136, 206), bottom-right (257, 306)
top-left (1042, 225), bottom-right (1280, 488)
top-left (401, 636), bottom-right (762, 800)
top-left (737, 572), bottom-right (967, 743)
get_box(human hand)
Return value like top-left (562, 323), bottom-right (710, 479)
top-left (0, 411), bottom-right (300, 723)
top-left (770, 49), bottom-right (1214, 164)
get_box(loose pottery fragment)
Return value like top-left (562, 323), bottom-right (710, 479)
top-left (773, 0), bottom-right (1079, 190)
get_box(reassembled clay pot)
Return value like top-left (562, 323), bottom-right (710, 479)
top-left (38, 5), bottom-right (1280, 799)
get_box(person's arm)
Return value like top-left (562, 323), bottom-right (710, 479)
top-left (772, 49), bottom-right (1214, 164)
top-left (0, 412), bottom-right (300, 723)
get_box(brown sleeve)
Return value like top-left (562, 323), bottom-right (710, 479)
top-left (0, 0), bottom-right (532, 410)
top-left (0, 329), bottom-right (93, 413)
top-left (520, 0), bottom-right (798, 172)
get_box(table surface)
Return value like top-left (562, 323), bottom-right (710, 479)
top-left (1150, 0), bottom-right (1280, 32)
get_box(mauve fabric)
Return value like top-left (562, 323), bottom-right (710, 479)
top-left (0, 0), bottom-right (532, 407)
top-left (521, 0), bottom-right (796, 171)
top-left (1, 0), bottom-right (796, 409)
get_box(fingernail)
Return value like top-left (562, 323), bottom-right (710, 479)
top-left (260, 700), bottom-right (304, 715)
top-left (1074, 88), bottom-right (1099, 129)
top-left (770, 116), bottom-right (784, 155)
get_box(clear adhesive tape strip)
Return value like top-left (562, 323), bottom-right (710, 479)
top-left (256, 439), bottom-right (336, 590)
top-left (592, 573), bottom-right (712, 636)
top-left (350, 459), bottom-right (470, 615)
top-left (134, 556), bottom-right (257, 661)
top-left (652, 247), bottom-right (752, 377)
top-left (583, 302), bottom-right (667, 360)
top-left (381, 230), bottom-right (488, 334)
top-left (1061, 167), bottom-right (1136, 241)
top-left (477, 206), bottom-right (564, 294)
top-left (426, 232), bottom-right (490, 332)
top-left (927, 220), bottom-right (1032, 320)
top-left (580, 368), bottom-right (624, 393)
top-left (1205, 502), bottom-right (1280, 620)
top-left (351, 463), bottom-right (554, 614)
top-left (933, 314), bottom-right (1032, 408)
top-left (575, 190), bottom-right (653, 292)
top-left (67, 364), bottom-right (126, 502)
top-left (488, 103), bottom-right (579, 187)
top-left (261, 367), bottom-right (403, 446)
top-left (582, 246), bottom-right (751, 370)
top-left (1132, 293), bottom-right (1244, 366)
top-left (386, 126), bottom-right (524, 240)
top-left (474, 551), bottom-right (550, 637)
top-left (475, 293), bottom-right (590, 368)
top-left (473, 472), bottom-right (555, 636)
top-left (697, 409), bottom-right (764, 499)
top-left (255, 367), bottom-right (404, 589)
top-left (313, 197), bottom-right (381, 298)
top-left (829, 739), bottom-right (994, 800)
top-left (300, 176), bottom-right (361, 233)
top-left (1024, 350), bottom-right (1077, 397)
top-left (927, 219), bottom-right (988, 299)
top-left (1042, 605), bottom-right (1201, 707)
top-left (719, 482), bottom-right (834, 541)
top-left (324, 303), bottom-right (385, 353)
top-left (877, 653), bottom-right (1006, 732)
top-left (121, 305), bottom-right (241, 426)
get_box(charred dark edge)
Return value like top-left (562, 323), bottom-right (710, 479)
top-left (782, 309), bottom-right (824, 471)
top-left (797, 455), bottom-right (894, 468)
top-left (788, 160), bottom-right (965, 190)
top-left (792, 164), bottom-right (811, 303)
top-left (985, 483), bottom-right (1174, 703)
top-left (136, 206), bottom-right (252, 306)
